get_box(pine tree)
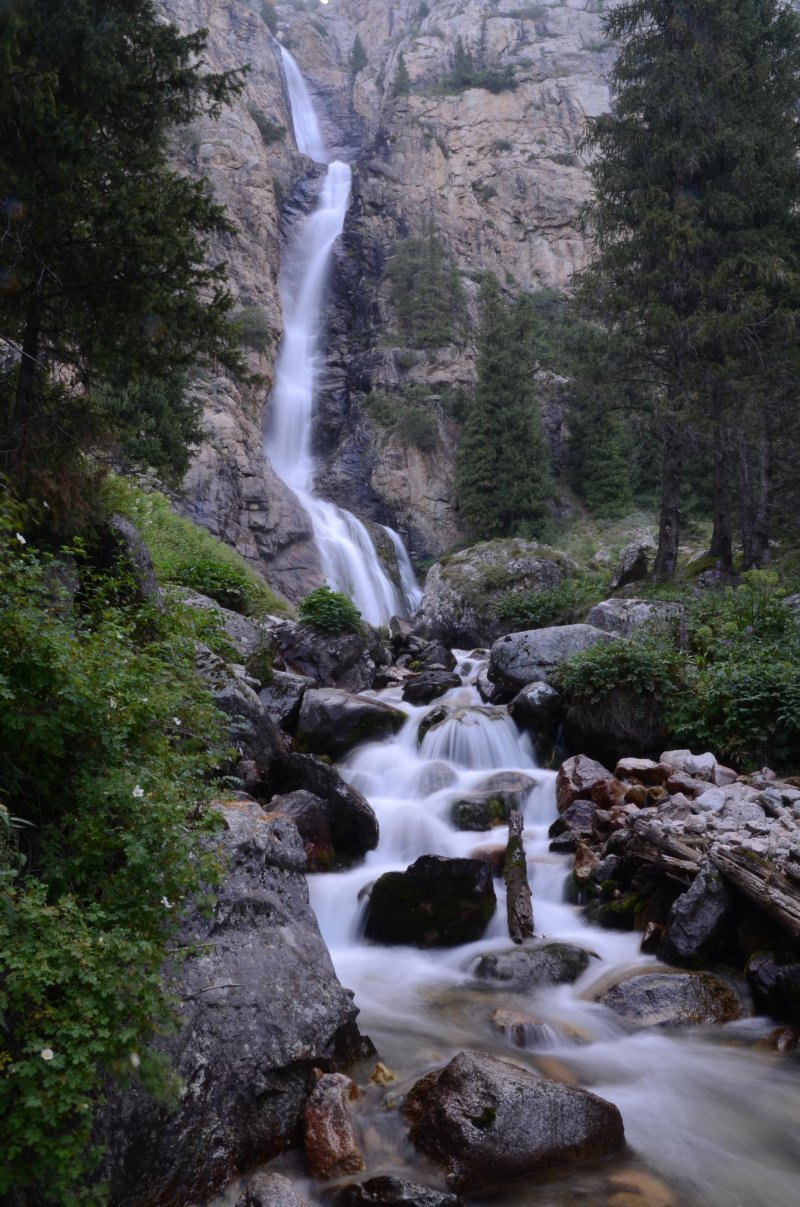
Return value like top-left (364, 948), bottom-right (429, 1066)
top-left (457, 278), bottom-right (551, 541)
top-left (394, 52), bottom-right (411, 97)
top-left (0, 0), bottom-right (244, 497)
top-left (350, 33), bottom-right (368, 75)
top-left (579, 0), bottom-right (800, 576)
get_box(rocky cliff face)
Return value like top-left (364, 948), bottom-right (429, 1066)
top-left (166, 0), bottom-right (617, 586)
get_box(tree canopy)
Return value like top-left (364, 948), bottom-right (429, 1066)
top-left (0, 0), bottom-right (245, 498)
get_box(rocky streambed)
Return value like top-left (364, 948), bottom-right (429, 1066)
top-left (105, 604), bottom-right (800, 1206)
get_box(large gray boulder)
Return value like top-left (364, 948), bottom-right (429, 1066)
top-left (236, 1172), bottom-right (310, 1207)
top-left (270, 753), bottom-right (379, 859)
top-left (596, 969), bottom-right (745, 1027)
top-left (102, 801), bottom-right (364, 1206)
top-left (174, 586), bottom-right (268, 660)
top-left (295, 688), bottom-right (407, 759)
top-left (273, 620), bottom-right (390, 693)
top-left (412, 540), bottom-right (577, 648)
top-left (657, 861), bottom-right (737, 967)
top-left (403, 1051), bottom-right (625, 1193)
top-left (586, 598), bottom-right (683, 639)
top-left (258, 668), bottom-right (314, 730)
top-left (609, 539), bottom-right (654, 590)
top-left (489, 625), bottom-right (617, 693)
top-left (472, 942), bottom-right (594, 987)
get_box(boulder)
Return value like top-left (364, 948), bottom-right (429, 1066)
top-left (472, 943), bottom-right (594, 987)
top-left (596, 969), bottom-right (744, 1027)
top-left (476, 665), bottom-right (506, 704)
top-left (660, 749), bottom-right (717, 781)
top-left (614, 758), bottom-right (670, 786)
top-left (273, 620), bottom-right (390, 693)
top-left (489, 625), bottom-right (617, 693)
top-left (609, 540), bottom-right (654, 591)
top-left (267, 790), bottom-right (333, 871)
top-left (332, 1177), bottom-right (462, 1206)
top-left (258, 668), bottom-right (314, 729)
top-left (295, 688), bottom-right (406, 759)
top-left (402, 670), bottom-right (462, 705)
top-left (587, 598), bottom-right (682, 638)
top-left (102, 802), bottom-right (363, 1206)
top-left (403, 1051), bottom-right (625, 1193)
top-left (212, 675), bottom-right (287, 777)
top-left (657, 862), bottom-right (737, 967)
top-left (270, 754), bottom-right (379, 859)
top-left (555, 798), bottom-right (597, 836)
top-left (304, 1073), bottom-right (365, 1180)
top-left (363, 856), bottom-right (496, 947)
top-left (106, 514), bottom-right (163, 606)
top-left (746, 952), bottom-right (800, 1026)
top-left (450, 772), bottom-right (537, 830)
top-left (175, 587), bottom-right (268, 660)
top-left (508, 681), bottom-right (561, 731)
top-left (412, 540), bottom-right (577, 648)
top-left (236, 1172), bottom-right (310, 1207)
top-left (556, 755), bottom-right (611, 812)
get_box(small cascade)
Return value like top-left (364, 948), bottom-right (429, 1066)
top-left (264, 47), bottom-right (419, 623)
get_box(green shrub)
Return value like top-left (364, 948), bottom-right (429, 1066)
top-left (496, 575), bottom-right (602, 629)
top-left (362, 386), bottom-right (442, 453)
top-left (234, 304), bottom-right (274, 351)
top-left (104, 478), bottom-right (291, 618)
top-left (247, 106), bottom-right (286, 145)
top-left (260, 2), bottom-right (278, 34)
top-left (0, 493), bottom-right (229, 1201)
top-left (299, 585), bottom-right (362, 633)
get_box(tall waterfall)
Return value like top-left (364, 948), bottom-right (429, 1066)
top-left (265, 47), bottom-right (418, 627)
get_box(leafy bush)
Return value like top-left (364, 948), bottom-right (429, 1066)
top-left (363, 385), bottom-right (443, 453)
top-left (104, 478), bottom-right (291, 618)
top-left (299, 585), bottom-right (362, 633)
top-left (496, 575), bottom-right (602, 629)
top-left (234, 304), bottom-right (274, 352)
top-left (0, 493), bottom-right (229, 1201)
top-left (246, 106), bottom-right (286, 146)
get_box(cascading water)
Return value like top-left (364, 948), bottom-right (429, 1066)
top-left (264, 47), bottom-right (418, 626)
top-left (236, 653), bottom-right (799, 1206)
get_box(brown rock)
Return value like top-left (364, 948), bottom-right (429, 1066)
top-left (574, 841), bottom-right (600, 883)
top-left (556, 755), bottom-right (611, 813)
top-left (304, 1073), bottom-right (365, 1181)
top-left (614, 758), bottom-right (670, 786)
top-left (591, 777), bottom-right (628, 809)
top-left (666, 771), bottom-right (709, 799)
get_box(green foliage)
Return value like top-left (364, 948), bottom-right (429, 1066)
top-left (456, 277), bottom-right (552, 541)
top-left (387, 229), bottom-right (464, 348)
top-left (439, 36), bottom-right (517, 93)
top-left (94, 372), bottom-right (202, 484)
top-left (299, 585), bottom-right (362, 634)
top-left (350, 33), bottom-right (368, 74)
top-left (247, 105), bottom-right (286, 144)
top-left (496, 574), bottom-right (602, 630)
top-left (363, 385), bottom-right (441, 452)
top-left (234, 305), bottom-right (274, 352)
top-left (104, 477), bottom-right (291, 618)
top-left (394, 52), bottom-right (412, 96)
top-left (0, 0), bottom-right (245, 502)
top-left (0, 493), bottom-right (229, 1201)
top-left (556, 638), bottom-right (678, 706)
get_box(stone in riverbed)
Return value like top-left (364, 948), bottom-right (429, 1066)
top-left (614, 757), bottom-right (671, 786)
top-left (295, 688), bottom-right (406, 759)
top-left (402, 669), bottom-right (462, 705)
top-left (508, 680), bottom-right (561, 730)
top-left (657, 861), bottom-right (736, 967)
top-left (595, 969), bottom-right (744, 1027)
top-left (331, 1175), bottom-right (463, 1205)
top-left (746, 951), bottom-right (800, 1026)
top-left (270, 753), bottom-right (379, 859)
top-left (363, 856), bottom-right (496, 947)
top-left (449, 772), bottom-right (537, 831)
top-left (403, 1050), bottom-right (625, 1193)
top-left (556, 754), bottom-right (611, 812)
top-left (304, 1073), bottom-right (365, 1180)
top-left (236, 1172), bottom-right (310, 1206)
top-left (267, 790), bottom-right (333, 871)
top-left (472, 942), bottom-right (594, 987)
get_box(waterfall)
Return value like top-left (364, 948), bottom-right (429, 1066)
top-left (265, 46), bottom-right (419, 626)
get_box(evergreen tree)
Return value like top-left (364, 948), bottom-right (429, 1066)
top-left (0, 0), bottom-right (245, 498)
top-left (394, 52), bottom-right (412, 96)
top-left (350, 33), bottom-right (368, 75)
top-left (387, 226), bottom-right (464, 348)
top-left (579, 0), bottom-right (800, 576)
top-left (456, 278), bottom-right (551, 540)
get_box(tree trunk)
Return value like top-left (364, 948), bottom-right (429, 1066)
top-left (752, 411), bottom-right (772, 566)
top-left (739, 405), bottom-right (771, 569)
top-left (504, 809), bottom-right (534, 943)
top-left (652, 421), bottom-right (684, 582)
top-left (708, 413), bottom-right (733, 568)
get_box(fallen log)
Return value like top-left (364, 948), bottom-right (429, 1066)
top-left (505, 809), bottom-right (534, 943)
top-left (709, 846), bottom-right (800, 943)
top-left (626, 820), bottom-right (703, 872)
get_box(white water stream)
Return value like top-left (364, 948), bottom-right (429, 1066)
top-left (264, 48), bottom-right (417, 626)
top-left (255, 653), bottom-right (799, 1205)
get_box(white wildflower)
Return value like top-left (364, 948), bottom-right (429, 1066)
top-left (40, 1048), bottom-right (54, 1061)
top-left (129, 1052), bottom-right (141, 1069)
top-left (173, 717), bottom-right (182, 727)
top-left (160, 896), bottom-right (172, 910)
top-left (132, 785), bottom-right (145, 799)
top-left (15, 532), bottom-right (26, 545)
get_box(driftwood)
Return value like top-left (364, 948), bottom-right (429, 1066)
top-left (710, 847), bottom-right (800, 942)
top-left (504, 809), bottom-right (534, 943)
top-left (626, 820), bottom-right (703, 873)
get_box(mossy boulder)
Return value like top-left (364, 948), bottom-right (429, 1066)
top-left (595, 969), bottom-right (745, 1027)
top-left (412, 540), bottom-right (577, 648)
top-left (449, 773), bottom-right (538, 831)
top-left (295, 688), bottom-right (406, 759)
top-left (363, 856), bottom-right (496, 947)
top-left (472, 942), bottom-right (594, 987)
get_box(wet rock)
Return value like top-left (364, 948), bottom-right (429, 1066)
top-left (556, 755), bottom-right (611, 812)
top-left (412, 760), bottom-right (457, 796)
top-left (746, 952), bottom-right (800, 1026)
top-left (402, 670), bottom-right (462, 705)
top-left (549, 831), bottom-right (578, 854)
top-left (363, 856), bottom-right (496, 947)
top-left (657, 862), bottom-right (736, 967)
top-left (574, 841), bottom-right (601, 883)
top-left (508, 681), bottom-right (561, 731)
top-left (488, 1006), bottom-right (552, 1048)
top-left (403, 1051), bottom-right (625, 1193)
top-left (476, 665), bottom-right (506, 704)
top-left (414, 641), bottom-right (457, 672)
top-left (258, 668), bottom-right (314, 729)
top-left (273, 620), bottom-right (390, 693)
top-left (468, 844), bottom-right (507, 876)
top-left (559, 798), bottom-right (597, 836)
top-left (477, 771), bottom-right (539, 802)
top-left (587, 597), bottom-right (681, 637)
top-left (237, 1172), bottom-right (310, 1206)
top-left (304, 1073), bottom-right (365, 1180)
top-left (270, 754), bottom-right (379, 859)
top-left (596, 969), bottom-right (745, 1027)
top-left (609, 541), bottom-right (653, 591)
top-left (331, 1176), bottom-right (462, 1206)
top-left (614, 758), bottom-right (670, 786)
top-left (102, 802), bottom-right (362, 1205)
top-left (473, 943), bottom-right (593, 987)
top-left (449, 793), bottom-right (508, 831)
top-left (489, 625), bottom-right (617, 693)
top-left (295, 688), bottom-right (406, 759)
top-left (267, 790), bottom-right (333, 871)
